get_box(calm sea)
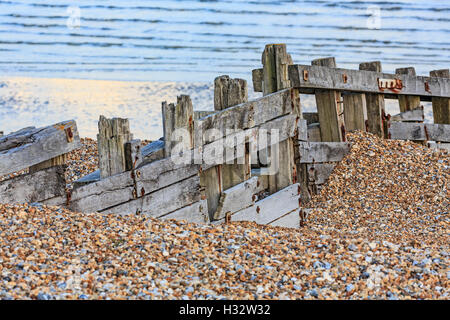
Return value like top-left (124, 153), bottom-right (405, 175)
top-left (0, 0), bottom-right (449, 139)
top-left (0, 0), bottom-right (449, 81)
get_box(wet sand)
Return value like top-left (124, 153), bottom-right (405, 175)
top-left (0, 76), bottom-right (433, 140)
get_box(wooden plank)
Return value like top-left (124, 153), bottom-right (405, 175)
top-left (0, 165), bottom-right (66, 204)
top-left (430, 69), bottom-right (450, 124)
top-left (390, 108), bottom-right (424, 122)
top-left (97, 116), bottom-right (133, 179)
top-left (343, 92), bottom-right (367, 132)
top-left (141, 139), bottom-right (165, 163)
top-left (307, 163), bottom-right (337, 185)
top-left (312, 57), bottom-right (345, 142)
top-left (268, 209), bottom-right (300, 228)
top-left (162, 95), bottom-right (194, 157)
top-left (0, 120), bottom-right (81, 177)
top-left (214, 75), bottom-right (249, 191)
top-left (427, 142), bottom-right (450, 151)
top-left (359, 61), bottom-right (386, 138)
top-left (29, 154), bottom-right (68, 174)
top-left (196, 88), bottom-right (294, 144)
top-left (230, 183), bottom-right (300, 225)
top-left (199, 165), bottom-right (222, 220)
top-left (213, 176), bottom-right (268, 220)
top-left (298, 119), bottom-right (308, 142)
top-left (159, 200), bottom-right (209, 224)
top-left (101, 175), bottom-right (201, 217)
top-left (388, 122), bottom-right (450, 142)
top-left (298, 142), bottom-right (350, 163)
top-left (307, 123), bottom-right (321, 142)
top-left (396, 67), bottom-right (421, 112)
top-left (288, 64), bottom-right (450, 100)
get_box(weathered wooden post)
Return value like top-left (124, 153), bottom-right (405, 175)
top-left (396, 67), bottom-right (421, 112)
top-left (162, 95), bottom-right (194, 157)
top-left (214, 75), bottom-right (249, 190)
top-left (430, 69), bottom-right (450, 124)
top-left (312, 57), bottom-right (345, 142)
top-left (97, 116), bottom-right (133, 179)
top-left (343, 92), bottom-right (367, 132)
top-left (359, 61), bottom-right (386, 138)
top-left (261, 44), bottom-right (297, 194)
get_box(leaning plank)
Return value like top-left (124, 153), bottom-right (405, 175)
top-left (213, 176), bottom-right (264, 221)
top-left (427, 142), bottom-right (450, 151)
top-left (196, 89), bottom-right (295, 144)
top-left (268, 209), bottom-right (300, 228)
top-left (288, 64), bottom-right (450, 100)
top-left (390, 108), bottom-right (424, 122)
top-left (0, 166), bottom-right (66, 204)
top-left (140, 139), bottom-right (165, 164)
top-left (0, 120), bottom-right (81, 176)
top-left (388, 122), bottom-right (450, 142)
top-left (298, 142), bottom-right (350, 163)
top-left (252, 68), bottom-right (263, 92)
top-left (159, 200), bottom-right (209, 224)
top-left (307, 163), bottom-right (337, 185)
top-left (101, 175), bottom-right (201, 217)
top-left (230, 183), bottom-right (300, 225)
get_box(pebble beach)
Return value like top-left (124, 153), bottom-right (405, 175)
top-left (0, 131), bottom-right (448, 300)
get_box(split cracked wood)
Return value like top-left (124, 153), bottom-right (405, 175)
top-left (0, 120), bottom-right (81, 177)
top-left (388, 122), bottom-right (450, 142)
top-left (298, 142), bottom-right (351, 163)
top-left (97, 116), bottom-right (133, 179)
top-left (0, 165), bottom-right (66, 204)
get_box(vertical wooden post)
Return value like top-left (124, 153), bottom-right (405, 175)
top-left (312, 57), bottom-right (345, 142)
top-left (97, 116), bottom-right (133, 179)
top-left (359, 61), bottom-right (386, 138)
top-left (261, 44), bottom-right (297, 194)
top-left (162, 95), bottom-right (194, 157)
top-left (214, 75), bottom-right (247, 111)
top-left (430, 69), bottom-right (450, 124)
top-left (262, 44), bottom-right (293, 95)
top-left (396, 67), bottom-right (421, 112)
top-left (343, 93), bottom-right (367, 132)
top-left (213, 75), bottom-right (250, 191)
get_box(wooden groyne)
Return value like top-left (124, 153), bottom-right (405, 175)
top-left (1, 44), bottom-right (449, 228)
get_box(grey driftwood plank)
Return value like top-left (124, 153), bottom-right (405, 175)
top-left (0, 166), bottom-right (66, 204)
top-left (288, 64), bottom-right (450, 101)
top-left (298, 142), bottom-right (350, 163)
top-left (390, 108), bottom-right (424, 122)
top-left (196, 89), bottom-right (294, 144)
top-left (389, 122), bottom-right (450, 142)
top-left (160, 199), bottom-right (209, 224)
top-left (230, 183), bottom-right (300, 225)
top-left (427, 142), bottom-right (450, 151)
top-left (101, 175), bottom-right (201, 217)
top-left (268, 209), bottom-right (300, 228)
top-left (0, 120), bottom-right (81, 176)
top-left (213, 176), bottom-right (265, 221)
